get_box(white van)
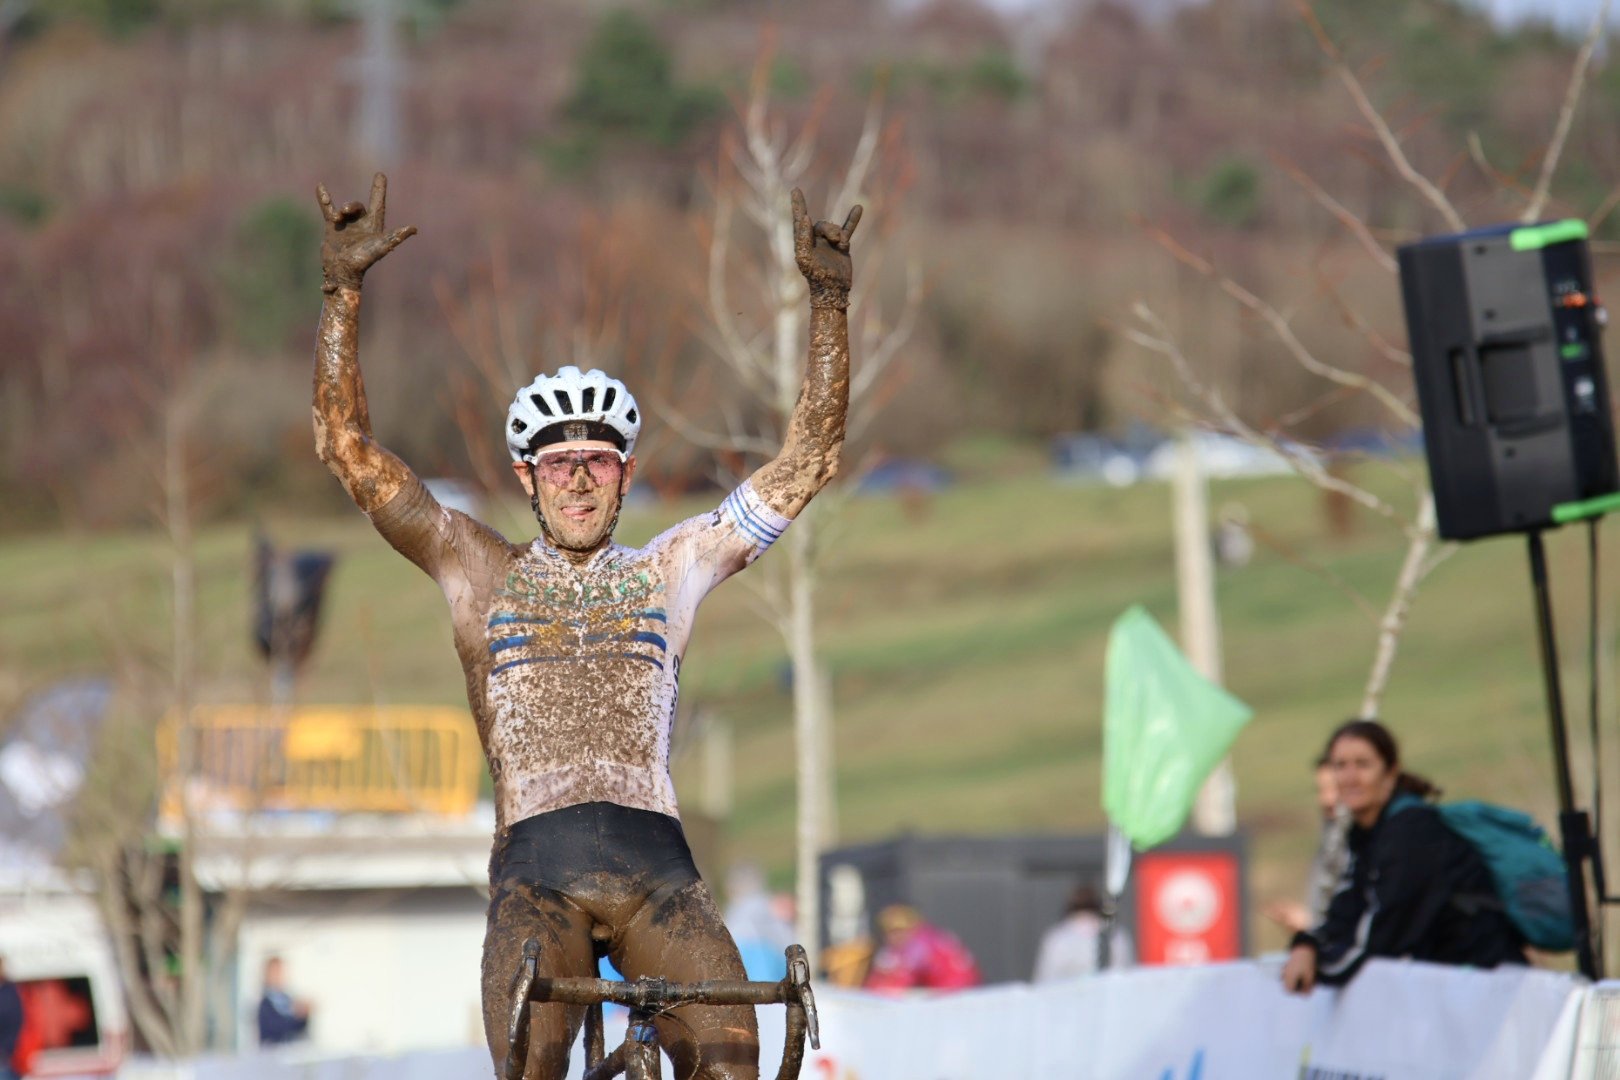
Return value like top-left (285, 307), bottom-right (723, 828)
top-left (0, 874), bottom-right (126, 1077)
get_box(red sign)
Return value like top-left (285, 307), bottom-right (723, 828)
top-left (1135, 850), bottom-right (1242, 965)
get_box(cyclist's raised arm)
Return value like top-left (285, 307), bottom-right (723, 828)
top-left (749, 189), bottom-right (862, 521)
top-left (311, 172), bottom-right (419, 512)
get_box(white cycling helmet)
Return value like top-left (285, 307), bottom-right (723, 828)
top-left (506, 365), bottom-right (641, 462)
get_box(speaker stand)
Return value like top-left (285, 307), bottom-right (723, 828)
top-left (1527, 528), bottom-right (1603, 978)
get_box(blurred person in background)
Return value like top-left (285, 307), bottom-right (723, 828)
top-left (722, 861), bottom-right (795, 981)
top-left (1212, 502), bottom-right (1253, 569)
top-left (863, 904), bottom-right (981, 992)
top-left (1032, 885), bottom-right (1133, 982)
top-left (1282, 720), bottom-right (1527, 994)
top-left (311, 174), bottom-right (859, 1080)
top-left (819, 938), bottom-right (875, 989)
top-left (256, 956), bottom-right (312, 1046)
top-left (1264, 754), bottom-right (1350, 935)
top-left (0, 957), bottom-right (23, 1080)
top-left (820, 864), bottom-right (874, 987)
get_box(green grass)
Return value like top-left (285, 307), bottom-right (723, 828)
top-left (2, 468), bottom-right (1608, 955)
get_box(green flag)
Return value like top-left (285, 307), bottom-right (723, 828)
top-left (1103, 605), bottom-right (1253, 850)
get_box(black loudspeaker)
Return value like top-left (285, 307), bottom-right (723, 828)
top-left (1399, 220), bottom-right (1620, 541)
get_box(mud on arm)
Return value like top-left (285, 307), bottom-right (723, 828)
top-left (750, 189), bottom-right (862, 520)
top-left (313, 285), bottom-right (415, 510)
top-left (311, 173), bottom-right (418, 512)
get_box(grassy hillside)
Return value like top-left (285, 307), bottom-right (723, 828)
top-left (1, 463), bottom-right (1606, 954)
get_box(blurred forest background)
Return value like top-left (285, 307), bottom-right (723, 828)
top-left (4, 0), bottom-right (1619, 530)
top-left (7, 0), bottom-right (1620, 965)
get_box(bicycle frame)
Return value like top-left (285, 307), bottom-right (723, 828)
top-left (504, 940), bottom-right (820, 1080)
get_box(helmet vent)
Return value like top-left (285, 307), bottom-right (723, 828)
top-left (511, 419), bottom-right (525, 433)
top-left (602, 387), bottom-right (617, 411)
top-left (626, 407), bottom-right (638, 424)
top-left (582, 387), bottom-right (596, 413)
top-left (555, 391), bottom-right (574, 414)
top-left (531, 393), bottom-right (554, 418)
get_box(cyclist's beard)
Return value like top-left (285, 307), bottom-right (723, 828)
top-left (531, 469), bottom-right (622, 555)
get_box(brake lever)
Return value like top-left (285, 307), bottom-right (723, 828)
top-left (503, 938), bottom-right (541, 1080)
top-left (785, 944), bottom-right (820, 1050)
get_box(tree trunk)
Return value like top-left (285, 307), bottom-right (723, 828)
top-left (764, 188), bottom-right (831, 964)
top-left (166, 396), bottom-right (207, 1056)
top-left (96, 849), bottom-right (180, 1058)
top-left (787, 505), bottom-right (826, 969)
top-left (1360, 495), bottom-right (1437, 720)
top-left (1174, 433), bottom-right (1237, 836)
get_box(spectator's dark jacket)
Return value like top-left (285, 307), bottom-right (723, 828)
top-left (1291, 796), bottom-right (1526, 986)
top-left (257, 990), bottom-right (308, 1045)
top-left (0, 980), bottom-right (21, 1062)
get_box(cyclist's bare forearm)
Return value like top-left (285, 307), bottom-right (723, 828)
top-left (312, 285), bottom-right (413, 511)
top-left (753, 305), bottom-right (849, 519)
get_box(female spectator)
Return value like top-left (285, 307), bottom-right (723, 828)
top-left (864, 905), bottom-right (981, 992)
top-left (1281, 719), bottom-right (1526, 994)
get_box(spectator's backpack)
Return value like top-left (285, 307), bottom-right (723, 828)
top-left (1391, 795), bottom-right (1575, 952)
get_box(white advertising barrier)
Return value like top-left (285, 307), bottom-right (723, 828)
top-left (121, 959), bottom-right (1582, 1080)
top-left (118, 1046), bottom-right (490, 1079)
top-left (1542, 979), bottom-right (1620, 1080)
top-left (767, 959), bottom-right (1580, 1080)
top-left (1303, 961), bottom-right (1579, 1080)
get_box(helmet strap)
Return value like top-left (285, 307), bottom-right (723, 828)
top-left (528, 464), bottom-right (552, 541)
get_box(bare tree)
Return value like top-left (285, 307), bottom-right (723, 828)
top-left (1122, 0), bottom-right (1610, 719)
top-left (59, 280), bottom-right (261, 1056)
top-left (434, 203), bottom-right (701, 531)
top-left (680, 47), bottom-right (922, 961)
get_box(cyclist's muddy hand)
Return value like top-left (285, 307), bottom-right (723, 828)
top-left (792, 187), bottom-right (861, 310)
top-left (1281, 943), bottom-right (1316, 995)
top-left (316, 172), bottom-right (417, 294)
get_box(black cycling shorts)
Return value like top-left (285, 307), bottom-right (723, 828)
top-left (489, 801), bottom-right (702, 911)
top-left (480, 802), bottom-right (757, 1079)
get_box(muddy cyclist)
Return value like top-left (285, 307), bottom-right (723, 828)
top-left (311, 173), bottom-right (859, 1080)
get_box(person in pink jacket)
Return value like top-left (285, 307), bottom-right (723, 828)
top-left (863, 905), bottom-right (982, 991)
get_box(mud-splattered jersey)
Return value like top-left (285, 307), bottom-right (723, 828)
top-left (367, 477), bottom-right (790, 828)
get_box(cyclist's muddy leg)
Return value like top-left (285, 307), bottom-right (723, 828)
top-left (482, 881), bottom-right (596, 1080)
top-left (614, 879), bottom-right (759, 1080)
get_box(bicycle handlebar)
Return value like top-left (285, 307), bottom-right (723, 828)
top-left (524, 941), bottom-right (818, 1047)
top-left (533, 975), bottom-right (794, 1008)
top-left (506, 942), bottom-right (820, 1080)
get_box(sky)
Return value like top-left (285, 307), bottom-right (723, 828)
top-left (964, 0), bottom-right (1610, 35)
top-left (1478, 0), bottom-right (1612, 32)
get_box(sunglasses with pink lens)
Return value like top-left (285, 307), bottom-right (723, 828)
top-left (531, 448), bottom-right (627, 487)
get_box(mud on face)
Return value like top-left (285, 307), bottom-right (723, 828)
top-left (537, 471), bottom-right (621, 552)
top-left (515, 446), bottom-right (633, 559)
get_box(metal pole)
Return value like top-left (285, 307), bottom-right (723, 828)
top-left (1173, 432), bottom-right (1236, 835)
top-left (354, 0), bottom-right (403, 164)
top-left (1527, 530), bottom-right (1601, 978)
